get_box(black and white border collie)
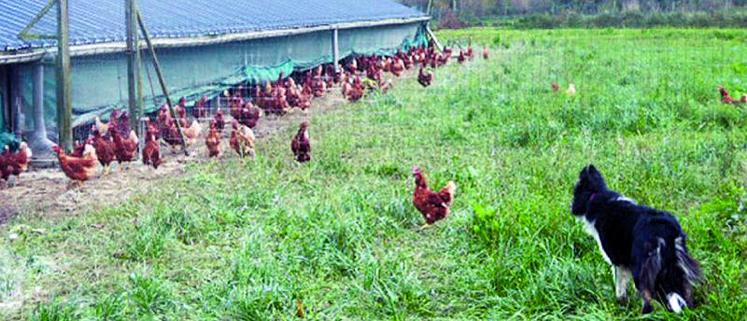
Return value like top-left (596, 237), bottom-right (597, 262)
top-left (571, 165), bottom-right (702, 314)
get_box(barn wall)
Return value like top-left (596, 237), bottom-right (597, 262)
top-left (13, 22), bottom-right (425, 134)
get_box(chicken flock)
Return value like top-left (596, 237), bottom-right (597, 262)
top-left (5, 40), bottom-right (743, 227)
top-left (1, 42), bottom-right (480, 226)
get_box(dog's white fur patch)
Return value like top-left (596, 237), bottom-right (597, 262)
top-left (583, 218), bottom-right (612, 264)
top-left (615, 195), bottom-right (637, 204)
top-left (615, 266), bottom-right (632, 299)
top-left (667, 293), bottom-right (686, 313)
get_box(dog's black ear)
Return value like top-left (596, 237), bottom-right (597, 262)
top-left (585, 164), bottom-right (607, 190)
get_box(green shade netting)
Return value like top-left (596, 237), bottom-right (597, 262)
top-left (14, 22), bottom-right (426, 134)
top-left (0, 132), bottom-right (19, 150)
top-left (0, 88), bottom-right (5, 133)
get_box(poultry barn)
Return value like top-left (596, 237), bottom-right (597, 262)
top-left (0, 0), bottom-right (429, 157)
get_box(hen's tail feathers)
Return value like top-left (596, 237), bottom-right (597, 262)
top-left (82, 144), bottom-right (97, 159)
top-left (129, 130), bottom-right (139, 145)
top-left (443, 181), bottom-right (457, 200)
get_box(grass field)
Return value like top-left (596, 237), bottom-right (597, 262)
top-left (2, 28), bottom-right (746, 320)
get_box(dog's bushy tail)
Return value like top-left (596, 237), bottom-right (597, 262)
top-left (640, 236), bottom-right (702, 314)
top-left (674, 236), bottom-right (702, 285)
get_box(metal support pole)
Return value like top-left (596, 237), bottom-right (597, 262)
top-left (0, 67), bottom-right (9, 133)
top-left (10, 67), bottom-right (23, 138)
top-left (56, 0), bottom-right (73, 152)
top-left (126, 0), bottom-right (142, 131)
top-left (30, 64), bottom-right (54, 157)
top-left (332, 29), bottom-right (340, 73)
top-left (137, 11), bottom-right (188, 155)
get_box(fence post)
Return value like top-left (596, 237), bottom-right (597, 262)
top-left (126, 0), bottom-right (143, 133)
top-left (56, 0), bottom-right (73, 152)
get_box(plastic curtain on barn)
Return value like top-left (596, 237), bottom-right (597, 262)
top-left (11, 22), bottom-right (427, 138)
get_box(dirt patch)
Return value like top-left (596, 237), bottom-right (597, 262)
top-left (0, 76), bottom-right (398, 224)
top-left (0, 204), bottom-right (17, 226)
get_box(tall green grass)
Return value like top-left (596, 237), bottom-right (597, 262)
top-left (1, 29), bottom-right (746, 320)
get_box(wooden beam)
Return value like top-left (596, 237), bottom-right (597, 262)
top-left (17, 0), bottom-right (57, 41)
top-left (137, 11), bottom-right (188, 155)
top-left (425, 24), bottom-right (443, 51)
top-left (126, 0), bottom-right (142, 131)
top-left (56, 0), bottom-right (73, 152)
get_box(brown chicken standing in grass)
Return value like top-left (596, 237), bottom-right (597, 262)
top-left (412, 166), bottom-right (456, 229)
top-left (719, 85), bottom-right (747, 104)
top-left (551, 82), bottom-right (560, 93)
top-left (457, 51), bottom-right (467, 64)
top-left (418, 67), bottom-right (433, 88)
top-left (53, 144), bottom-right (98, 188)
top-left (291, 121), bottom-right (311, 163)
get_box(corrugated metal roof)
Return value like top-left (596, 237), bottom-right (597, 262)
top-left (0, 0), bottom-right (426, 52)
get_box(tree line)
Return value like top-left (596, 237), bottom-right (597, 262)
top-left (399, 0), bottom-right (747, 17)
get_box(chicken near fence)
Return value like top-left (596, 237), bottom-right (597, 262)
top-left (213, 109), bottom-right (226, 134)
top-left (70, 140), bottom-right (87, 157)
top-left (0, 142), bottom-right (32, 187)
top-left (193, 96), bottom-right (209, 119)
top-left (230, 120), bottom-right (256, 159)
top-left (53, 144), bottom-right (98, 187)
top-left (162, 119), bottom-right (184, 153)
top-left (109, 109), bottom-right (131, 138)
top-left (345, 76), bottom-right (365, 103)
top-left (110, 127), bottom-right (139, 169)
top-left (142, 121), bottom-right (162, 170)
top-left (182, 120), bottom-right (203, 147)
top-left (94, 116), bottom-right (110, 137)
top-left (205, 121), bottom-right (222, 158)
top-left (91, 125), bottom-right (116, 175)
top-left (237, 103), bottom-right (262, 129)
top-left (390, 57), bottom-right (405, 77)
